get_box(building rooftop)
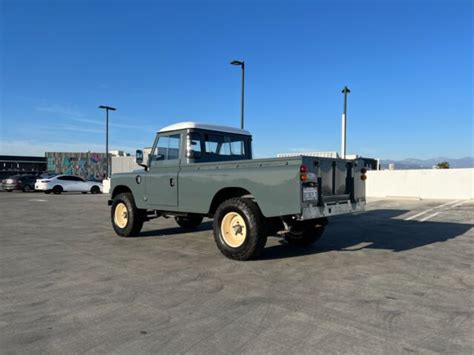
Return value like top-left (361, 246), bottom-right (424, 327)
top-left (158, 122), bottom-right (251, 136)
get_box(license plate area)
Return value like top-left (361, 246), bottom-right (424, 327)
top-left (303, 187), bottom-right (318, 202)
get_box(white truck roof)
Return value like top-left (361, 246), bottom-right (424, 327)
top-left (158, 122), bottom-right (251, 136)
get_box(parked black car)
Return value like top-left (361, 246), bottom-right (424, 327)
top-left (1, 175), bottom-right (38, 192)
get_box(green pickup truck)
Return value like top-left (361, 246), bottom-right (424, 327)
top-left (109, 122), bottom-right (366, 260)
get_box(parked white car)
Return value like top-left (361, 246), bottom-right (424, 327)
top-left (35, 175), bottom-right (103, 194)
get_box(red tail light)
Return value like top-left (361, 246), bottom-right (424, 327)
top-left (300, 164), bottom-right (309, 182)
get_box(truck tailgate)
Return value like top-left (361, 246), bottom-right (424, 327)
top-left (302, 156), bottom-right (365, 205)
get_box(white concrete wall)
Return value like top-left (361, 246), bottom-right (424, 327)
top-left (111, 156), bottom-right (141, 175)
top-left (366, 168), bottom-right (474, 199)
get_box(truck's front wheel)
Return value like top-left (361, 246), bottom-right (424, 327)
top-left (284, 219), bottom-right (327, 247)
top-left (111, 192), bottom-right (144, 237)
top-left (213, 198), bottom-right (267, 260)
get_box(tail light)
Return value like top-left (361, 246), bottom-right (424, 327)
top-left (361, 167), bottom-right (367, 181)
top-left (300, 164), bottom-right (317, 182)
top-left (300, 164), bottom-right (308, 182)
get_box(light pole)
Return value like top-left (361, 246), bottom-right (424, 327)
top-left (230, 60), bottom-right (245, 129)
top-left (98, 105), bottom-right (116, 178)
top-left (341, 86), bottom-right (350, 159)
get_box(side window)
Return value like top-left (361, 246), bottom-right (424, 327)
top-left (72, 176), bottom-right (84, 182)
top-left (151, 134), bottom-right (181, 164)
top-left (204, 135), bottom-right (220, 154)
top-left (230, 140), bottom-right (245, 155)
top-left (57, 176), bottom-right (68, 181)
top-left (220, 137), bottom-right (232, 156)
top-left (186, 133), bottom-right (202, 159)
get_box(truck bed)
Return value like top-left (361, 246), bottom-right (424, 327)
top-left (176, 155), bottom-right (365, 218)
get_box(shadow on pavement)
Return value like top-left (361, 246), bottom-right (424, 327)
top-left (139, 221), bottom-right (213, 237)
top-left (261, 209), bottom-right (473, 260)
top-left (134, 209), bottom-right (472, 260)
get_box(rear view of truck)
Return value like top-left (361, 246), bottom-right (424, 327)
top-left (298, 156), bottom-right (366, 220)
top-left (257, 155), bottom-right (366, 256)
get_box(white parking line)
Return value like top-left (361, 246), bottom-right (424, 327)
top-left (449, 200), bottom-right (471, 209)
top-left (420, 212), bottom-right (440, 222)
top-left (405, 200), bottom-right (461, 221)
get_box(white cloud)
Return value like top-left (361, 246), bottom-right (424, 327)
top-left (35, 103), bottom-right (151, 131)
top-left (35, 104), bottom-right (82, 117)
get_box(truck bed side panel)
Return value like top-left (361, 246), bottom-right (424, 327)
top-left (178, 158), bottom-right (302, 217)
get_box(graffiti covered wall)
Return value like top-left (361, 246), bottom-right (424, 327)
top-left (45, 152), bottom-right (107, 180)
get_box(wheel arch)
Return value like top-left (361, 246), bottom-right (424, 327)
top-left (208, 187), bottom-right (256, 216)
top-left (111, 185), bottom-right (133, 199)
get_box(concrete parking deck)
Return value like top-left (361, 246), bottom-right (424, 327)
top-left (0, 193), bottom-right (473, 354)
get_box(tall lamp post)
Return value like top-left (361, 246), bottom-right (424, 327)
top-left (230, 60), bottom-right (245, 129)
top-left (341, 86), bottom-right (350, 159)
top-left (98, 105), bottom-right (116, 178)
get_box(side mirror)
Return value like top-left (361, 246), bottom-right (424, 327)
top-left (135, 150), bottom-right (148, 170)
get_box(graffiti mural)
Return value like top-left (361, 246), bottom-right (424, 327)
top-left (45, 152), bottom-right (107, 180)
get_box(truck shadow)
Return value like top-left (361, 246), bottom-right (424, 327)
top-left (261, 209), bottom-right (473, 260)
top-left (139, 221), bottom-right (213, 237)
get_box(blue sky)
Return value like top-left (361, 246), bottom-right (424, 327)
top-left (0, 0), bottom-right (472, 159)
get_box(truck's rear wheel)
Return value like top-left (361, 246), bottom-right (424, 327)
top-left (175, 214), bottom-right (203, 229)
top-left (213, 198), bottom-right (267, 260)
top-left (284, 219), bottom-right (326, 247)
top-left (111, 192), bottom-right (144, 237)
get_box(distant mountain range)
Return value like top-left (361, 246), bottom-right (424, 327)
top-left (380, 157), bottom-right (474, 169)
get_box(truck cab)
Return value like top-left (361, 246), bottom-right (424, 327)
top-left (134, 122), bottom-right (253, 208)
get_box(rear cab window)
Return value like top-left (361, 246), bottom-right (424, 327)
top-left (199, 133), bottom-right (248, 162)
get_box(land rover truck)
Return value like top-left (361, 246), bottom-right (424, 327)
top-left (109, 122), bottom-right (367, 260)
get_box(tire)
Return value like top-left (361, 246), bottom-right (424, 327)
top-left (213, 197), bottom-right (267, 261)
top-left (22, 185), bottom-right (32, 192)
top-left (52, 185), bottom-right (63, 194)
top-left (5, 190), bottom-right (12, 192)
top-left (90, 185), bottom-right (101, 194)
top-left (111, 192), bottom-right (144, 237)
top-left (284, 219), bottom-right (326, 247)
top-left (175, 214), bottom-right (203, 229)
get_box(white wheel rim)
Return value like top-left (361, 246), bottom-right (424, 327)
top-left (114, 202), bottom-right (128, 228)
top-left (220, 212), bottom-right (247, 248)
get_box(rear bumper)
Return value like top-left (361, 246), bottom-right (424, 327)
top-left (35, 183), bottom-right (50, 191)
top-left (300, 199), bottom-right (365, 220)
top-left (2, 183), bottom-right (18, 191)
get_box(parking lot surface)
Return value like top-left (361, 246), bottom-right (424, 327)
top-left (0, 192), bottom-right (473, 354)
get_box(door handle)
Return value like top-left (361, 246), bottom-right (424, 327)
top-left (169, 178), bottom-right (175, 187)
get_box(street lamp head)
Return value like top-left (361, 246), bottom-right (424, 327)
top-left (341, 86), bottom-right (350, 94)
top-left (230, 60), bottom-right (244, 67)
top-left (98, 105), bottom-right (117, 111)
